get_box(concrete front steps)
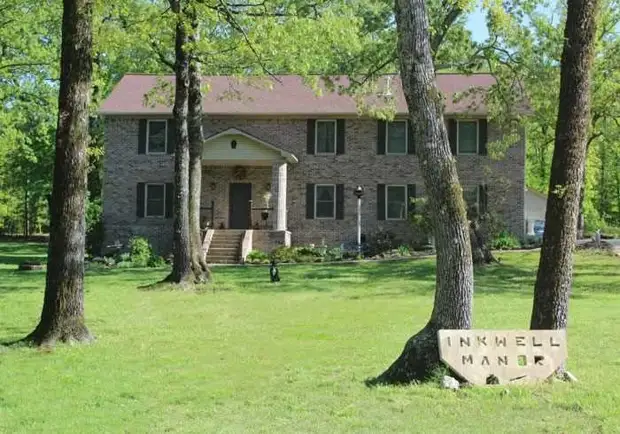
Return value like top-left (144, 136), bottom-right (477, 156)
top-left (205, 230), bottom-right (244, 264)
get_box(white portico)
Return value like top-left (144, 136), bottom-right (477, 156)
top-left (200, 128), bottom-right (297, 234)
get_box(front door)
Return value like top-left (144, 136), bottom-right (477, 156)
top-left (229, 183), bottom-right (252, 229)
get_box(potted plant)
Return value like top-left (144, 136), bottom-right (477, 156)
top-left (261, 191), bottom-right (272, 221)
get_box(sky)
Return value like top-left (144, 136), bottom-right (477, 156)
top-left (465, 6), bottom-right (490, 42)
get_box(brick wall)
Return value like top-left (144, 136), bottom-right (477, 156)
top-left (102, 116), bottom-right (525, 254)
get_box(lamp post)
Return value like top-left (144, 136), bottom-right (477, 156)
top-left (354, 185), bottom-right (364, 257)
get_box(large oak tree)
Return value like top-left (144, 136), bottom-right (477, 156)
top-left (367, 0), bottom-right (474, 385)
top-left (22, 0), bottom-right (94, 346)
top-left (530, 0), bottom-right (599, 330)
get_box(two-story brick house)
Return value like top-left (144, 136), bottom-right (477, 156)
top-left (100, 73), bottom-right (525, 261)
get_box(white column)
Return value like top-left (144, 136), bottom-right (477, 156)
top-left (272, 161), bottom-right (287, 231)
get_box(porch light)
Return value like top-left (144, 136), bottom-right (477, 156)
top-left (354, 185), bottom-right (364, 199)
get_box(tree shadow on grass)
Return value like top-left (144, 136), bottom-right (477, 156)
top-left (0, 242), bottom-right (47, 267)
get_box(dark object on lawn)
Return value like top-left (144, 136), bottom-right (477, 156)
top-left (18, 261), bottom-right (44, 271)
top-left (269, 259), bottom-right (280, 282)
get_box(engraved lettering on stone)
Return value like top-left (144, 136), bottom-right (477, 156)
top-left (438, 330), bottom-right (568, 385)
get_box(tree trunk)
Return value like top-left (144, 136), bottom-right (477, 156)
top-left (367, 0), bottom-right (473, 386)
top-left (470, 219), bottom-right (498, 265)
top-left (530, 0), bottom-right (599, 330)
top-left (187, 6), bottom-right (210, 283)
top-left (22, 0), bottom-right (94, 346)
top-left (163, 0), bottom-right (192, 284)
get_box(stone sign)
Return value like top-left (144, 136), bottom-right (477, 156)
top-left (438, 329), bottom-right (567, 385)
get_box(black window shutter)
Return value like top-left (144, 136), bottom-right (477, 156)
top-left (336, 184), bottom-right (345, 219)
top-left (448, 119), bottom-right (457, 155)
top-left (167, 119), bottom-right (176, 154)
top-left (407, 184), bottom-right (416, 214)
top-left (479, 184), bottom-right (488, 215)
top-left (407, 120), bottom-right (415, 154)
top-left (165, 183), bottom-right (174, 218)
top-left (306, 184), bottom-right (315, 219)
top-left (377, 120), bottom-right (386, 154)
top-left (377, 183), bottom-right (386, 220)
top-left (138, 120), bottom-right (147, 154)
top-left (478, 119), bottom-right (488, 155)
top-left (336, 119), bottom-right (345, 155)
top-left (136, 183), bottom-right (145, 217)
top-left (307, 119), bottom-right (316, 155)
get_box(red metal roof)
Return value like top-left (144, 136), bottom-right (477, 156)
top-left (100, 73), bottom-right (502, 116)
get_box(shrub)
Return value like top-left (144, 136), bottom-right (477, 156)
top-left (396, 245), bottom-right (411, 256)
top-left (246, 249), bottom-right (269, 264)
top-left (116, 252), bottom-right (131, 263)
top-left (522, 235), bottom-right (543, 249)
top-left (85, 197), bottom-right (104, 256)
top-left (148, 255), bottom-right (167, 268)
top-left (366, 230), bottom-right (399, 257)
top-left (128, 236), bottom-right (154, 267)
top-left (271, 246), bottom-right (299, 263)
top-left (324, 247), bottom-right (343, 262)
top-left (491, 231), bottom-right (521, 250)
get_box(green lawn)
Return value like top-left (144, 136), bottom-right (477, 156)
top-left (1, 243), bottom-right (619, 433)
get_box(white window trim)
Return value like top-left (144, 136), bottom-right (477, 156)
top-left (386, 120), bottom-right (408, 155)
top-left (146, 119), bottom-right (168, 155)
top-left (385, 184), bottom-right (407, 221)
top-left (456, 119), bottom-right (479, 155)
top-left (315, 120), bottom-right (337, 155)
top-left (145, 183), bottom-right (166, 218)
top-left (314, 184), bottom-right (336, 219)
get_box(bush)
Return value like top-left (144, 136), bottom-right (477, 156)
top-left (324, 247), bottom-right (343, 262)
top-left (397, 244), bottom-right (411, 256)
top-left (85, 198), bottom-right (104, 256)
top-left (271, 246), bottom-right (297, 262)
top-left (491, 231), bottom-right (521, 250)
top-left (522, 235), bottom-right (543, 249)
top-left (366, 230), bottom-right (400, 257)
top-left (128, 236), bottom-right (154, 267)
top-left (246, 249), bottom-right (270, 264)
top-left (148, 255), bottom-right (167, 268)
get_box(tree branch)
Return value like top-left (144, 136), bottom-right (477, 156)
top-left (150, 41), bottom-right (175, 71)
top-left (430, 0), bottom-right (463, 54)
top-left (0, 62), bottom-right (51, 71)
top-left (211, 0), bottom-right (281, 82)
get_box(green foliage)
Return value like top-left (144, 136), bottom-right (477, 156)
top-left (128, 236), bottom-right (154, 268)
top-left (397, 244), bottom-right (411, 256)
top-left (245, 249), bottom-right (270, 264)
top-left (490, 231), bottom-right (522, 250)
top-left (366, 230), bottom-right (400, 256)
top-left (147, 255), bottom-right (167, 268)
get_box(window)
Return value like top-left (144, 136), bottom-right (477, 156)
top-left (387, 121), bottom-right (407, 154)
top-left (146, 184), bottom-right (166, 217)
top-left (463, 186), bottom-right (479, 212)
top-left (457, 120), bottom-right (478, 154)
top-left (147, 120), bottom-right (167, 154)
top-left (315, 184), bottom-right (335, 218)
top-left (386, 185), bottom-right (407, 220)
top-left (315, 120), bottom-right (336, 154)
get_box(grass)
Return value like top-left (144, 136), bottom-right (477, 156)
top-left (1, 243), bottom-right (620, 433)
